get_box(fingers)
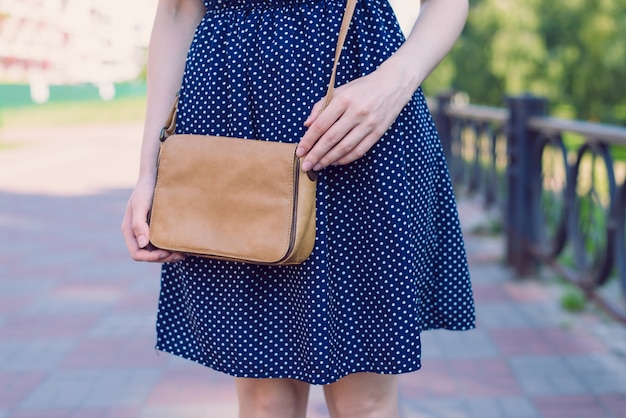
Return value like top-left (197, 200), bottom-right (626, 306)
top-left (297, 100), bottom-right (342, 163)
top-left (298, 67), bottom-right (412, 171)
top-left (298, 99), bottom-right (351, 171)
top-left (324, 131), bottom-right (381, 167)
top-left (121, 195), bottom-right (186, 263)
top-left (133, 246), bottom-right (185, 263)
top-left (303, 99), bottom-right (325, 127)
top-left (130, 201), bottom-right (151, 250)
top-left (298, 96), bottom-right (387, 171)
top-left (304, 124), bottom-right (360, 170)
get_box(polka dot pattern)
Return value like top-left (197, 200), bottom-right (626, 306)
top-left (156, 0), bottom-right (475, 385)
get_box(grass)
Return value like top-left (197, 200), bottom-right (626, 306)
top-left (560, 285), bottom-right (587, 313)
top-left (0, 96), bottom-right (147, 129)
top-left (470, 217), bottom-right (503, 236)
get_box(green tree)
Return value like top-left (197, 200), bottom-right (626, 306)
top-left (424, 0), bottom-right (626, 124)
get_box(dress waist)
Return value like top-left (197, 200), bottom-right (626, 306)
top-left (204, 0), bottom-right (334, 11)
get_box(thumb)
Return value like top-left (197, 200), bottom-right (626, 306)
top-left (131, 206), bottom-right (151, 249)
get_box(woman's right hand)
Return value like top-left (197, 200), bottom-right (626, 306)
top-left (121, 178), bottom-right (186, 263)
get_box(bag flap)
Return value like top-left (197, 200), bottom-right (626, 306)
top-left (150, 135), bottom-right (299, 263)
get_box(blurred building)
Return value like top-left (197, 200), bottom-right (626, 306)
top-left (0, 0), bottom-right (156, 95)
top-left (0, 0), bottom-right (417, 103)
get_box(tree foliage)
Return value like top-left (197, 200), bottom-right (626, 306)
top-left (422, 0), bottom-right (626, 124)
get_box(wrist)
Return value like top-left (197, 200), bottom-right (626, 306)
top-left (378, 52), bottom-right (424, 95)
top-left (136, 135), bottom-right (162, 182)
top-left (136, 169), bottom-right (157, 188)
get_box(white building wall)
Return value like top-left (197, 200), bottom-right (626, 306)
top-left (0, 0), bottom-right (156, 84)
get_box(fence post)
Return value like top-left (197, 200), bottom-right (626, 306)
top-left (506, 95), bottom-right (548, 275)
top-left (434, 92), bottom-right (455, 162)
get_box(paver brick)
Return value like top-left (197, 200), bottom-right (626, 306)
top-left (498, 397), bottom-right (541, 418)
top-left (509, 356), bottom-right (590, 395)
top-left (0, 315), bottom-right (99, 340)
top-left (86, 314), bottom-right (156, 338)
top-left (20, 369), bottom-right (160, 409)
top-left (422, 328), bottom-right (499, 359)
top-left (464, 398), bottom-right (509, 418)
top-left (490, 328), bottom-right (607, 356)
top-left (60, 337), bottom-right (167, 369)
top-left (532, 395), bottom-right (611, 418)
top-left (598, 394), bottom-right (626, 418)
top-left (0, 342), bottom-right (75, 371)
top-left (0, 372), bottom-right (46, 409)
top-left (450, 359), bottom-right (523, 397)
top-left (475, 303), bottom-right (535, 329)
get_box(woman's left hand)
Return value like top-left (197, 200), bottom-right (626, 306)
top-left (296, 64), bottom-right (415, 172)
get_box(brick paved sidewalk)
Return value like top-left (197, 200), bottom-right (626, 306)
top-left (0, 124), bottom-right (625, 418)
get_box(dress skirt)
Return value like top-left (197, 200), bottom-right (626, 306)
top-left (155, 0), bottom-right (475, 385)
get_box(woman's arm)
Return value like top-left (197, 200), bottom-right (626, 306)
top-left (379, 0), bottom-right (469, 97)
top-left (297, 0), bottom-right (469, 172)
top-left (121, 0), bottom-right (205, 262)
top-left (138, 0), bottom-right (206, 180)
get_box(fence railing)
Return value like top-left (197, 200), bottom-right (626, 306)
top-left (431, 93), bottom-right (626, 324)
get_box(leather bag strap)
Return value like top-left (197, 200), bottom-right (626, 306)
top-left (161, 0), bottom-right (357, 141)
top-left (321, 0), bottom-right (357, 111)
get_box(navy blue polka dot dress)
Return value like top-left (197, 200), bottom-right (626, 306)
top-left (156, 0), bottom-right (475, 385)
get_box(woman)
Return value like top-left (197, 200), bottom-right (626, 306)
top-left (122, 0), bottom-right (475, 416)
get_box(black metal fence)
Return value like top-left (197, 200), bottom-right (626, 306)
top-left (431, 93), bottom-right (626, 324)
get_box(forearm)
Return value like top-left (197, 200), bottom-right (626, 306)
top-left (379, 0), bottom-right (468, 93)
top-left (137, 0), bottom-right (205, 181)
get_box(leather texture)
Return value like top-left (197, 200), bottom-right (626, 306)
top-left (150, 136), bottom-right (317, 264)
